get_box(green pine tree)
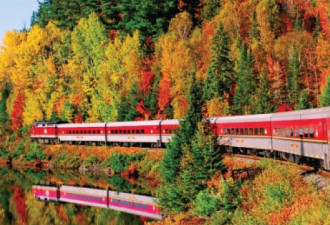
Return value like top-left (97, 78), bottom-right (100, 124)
top-left (117, 83), bottom-right (140, 121)
top-left (294, 16), bottom-right (302, 32)
top-left (295, 90), bottom-right (313, 110)
top-left (233, 44), bottom-right (254, 115)
top-left (201, 0), bottom-right (221, 23)
top-left (190, 121), bottom-right (224, 184)
top-left (254, 71), bottom-right (274, 114)
top-left (161, 76), bottom-right (203, 182)
top-left (0, 84), bottom-right (10, 131)
top-left (203, 22), bottom-right (233, 102)
top-left (321, 76), bottom-right (330, 107)
top-left (286, 45), bottom-right (301, 105)
top-left (250, 10), bottom-right (261, 43)
top-left (144, 74), bottom-right (160, 118)
top-left (313, 12), bottom-right (321, 39)
top-left (219, 179), bottom-right (243, 212)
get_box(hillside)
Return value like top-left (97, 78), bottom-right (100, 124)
top-left (0, 0), bottom-right (329, 136)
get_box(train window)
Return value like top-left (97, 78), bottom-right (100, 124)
top-left (132, 130), bottom-right (135, 134)
top-left (236, 128), bottom-right (239, 135)
top-left (127, 130), bottom-right (130, 134)
top-left (231, 128), bottom-right (235, 135)
top-left (260, 128), bottom-right (265, 135)
top-left (240, 128), bottom-right (243, 135)
top-left (119, 130), bottom-right (122, 134)
top-left (141, 129), bottom-right (145, 134)
top-left (115, 130), bottom-right (118, 134)
top-left (136, 130), bottom-right (140, 134)
top-left (294, 128), bottom-right (298, 137)
top-left (244, 128), bottom-right (248, 135)
top-left (304, 128), bottom-right (309, 138)
top-left (255, 128), bottom-right (259, 135)
top-left (227, 129), bottom-right (231, 135)
top-left (97, 130), bottom-right (100, 134)
top-left (69, 130), bottom-right (71, 134)
top-left (310, 127), bottom-right (314, 139)
top-left (123, 130), bottom-right (126, 134)
top-left (249, 128), bottom-right (253, 135)
top-left (165, 129), bottom-right (168, 134)
top-left (110, 130), bottom-right (113, 134)
top-left (286, 128), bottom-right (290, 137)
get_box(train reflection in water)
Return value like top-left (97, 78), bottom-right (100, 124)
top-left (32, 185), bottom-right (162, 220)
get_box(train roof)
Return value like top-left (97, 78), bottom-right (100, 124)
top-left (107, 119), bottom-right (179, 127)
top-left (271, 106), bottom-right (330, 121)
top-left (61, 185), bottom-right (107, 195)
top-left (58, 123), bottom-right (106, 128)
top-left (107, 120), bottom-right (162, 127)
top-left (212, 113), bottom-right (273, 123)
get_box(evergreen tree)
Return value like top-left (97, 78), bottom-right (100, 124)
top-left (250, 10), bottom-right (261, 43)
top-left (233, 44), bottom-right (254, 115)
top-left (116, 0), bottom-right (178, 40)
top-left (161, 76), bottom-right (203, 182)
top-left (254, 72), bottom-right (274, 114)
top-left (203, 22), bottom-right (233, 102)
top-left (118, 84), bottom-right (140, 121)
top-left (31, 0), bottom-right (51, 27)
top-left (0, 85), bottom-right (10, 131)
top-left (219, 179), bottom-right (243, 212)
top-left (190, 121), bottom-right (224, 184)
top-left (313, 12), bottom-right (321, 39)
top-left (201, 0), bottom-right (221, 23)
top-left (286, 45), bottom-right (301, 105)
top-left (294, 16), bottom-right (302, 32)
top-left (295, 90), bottom-right (312, 110)
top-left (321, 76), bottom-right (330, 107)
top-left (144, 75), bottom-right (160, 118)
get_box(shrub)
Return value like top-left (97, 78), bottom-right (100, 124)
top-left (0, 148), bottom-right (9, 159)
top-left (207, 211), bottom-right (233, 225)
top-left (194, 189), bottom-right (219, 217)
top-left (24, 143), bottom-right (46, 162)
top-left (12, 141), bottom-right (24, 159)
top-left (52, 151), bottom-right (81, 169)
top-left (219, 178), bottom-right (243, 212)
top-left (109, 174), bottom-right (132, 192)
top-left (82, 155), bottom-right (100, 167)
top-left (101, 152), bottom-right (143, 173)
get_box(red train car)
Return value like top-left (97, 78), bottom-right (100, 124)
top-left (33, 185), bottom-right (162, 220)
top-left (30, 122), bottom-right (58, 144)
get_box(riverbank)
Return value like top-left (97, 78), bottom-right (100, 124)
top-left (1, 143), bottom-right (329, 225)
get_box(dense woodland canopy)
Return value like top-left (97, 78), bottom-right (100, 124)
top-left (0, 0), bottom-right (329, 133)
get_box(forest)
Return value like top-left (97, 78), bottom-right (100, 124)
top-left (0, 0), bottom-right (329, 135)
top-left (0, 0), bottom-right (329, 224)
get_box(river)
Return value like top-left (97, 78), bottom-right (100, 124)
top-left (0, 167), bottom-right (161, 224)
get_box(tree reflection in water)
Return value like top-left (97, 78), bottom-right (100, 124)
top-left (0, 168), bottom-right (160, 225)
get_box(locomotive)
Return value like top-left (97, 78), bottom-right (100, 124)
top-left (30, 107), bottom-right (330, 170)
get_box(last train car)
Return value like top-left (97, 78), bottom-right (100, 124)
top-left (271, 107), bottom-right (330, 170)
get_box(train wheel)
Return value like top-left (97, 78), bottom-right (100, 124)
top-left (226, 146), bottom-right (233, 153)
top-left (264, 150), bottom-right (273, 158)
top-left (247, 149), bottom-right (256, 155)
top-left (239, 148), bottom-right (247, 154)
top-left (288, 154), bottom-right (295, 163)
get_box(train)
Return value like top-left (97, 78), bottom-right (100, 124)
top-left (32, 184), bottom-right (162, 220)
top-left (30, 107), bottom-right (330, 170)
